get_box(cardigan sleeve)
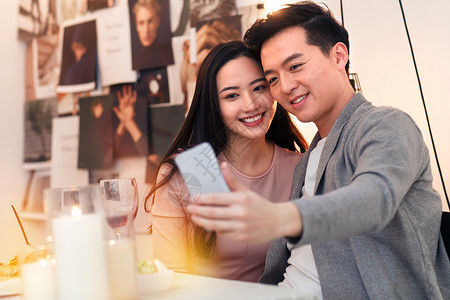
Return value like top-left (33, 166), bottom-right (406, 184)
top-left (292, 108), bottom-right (437, 245)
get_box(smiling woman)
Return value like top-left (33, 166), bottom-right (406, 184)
top-left (145, 40), bottom-right (308, 282)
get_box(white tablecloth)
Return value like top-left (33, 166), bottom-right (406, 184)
top-left (0, 273), bottom-right (317, 299)
top-left (141, 272), bottom-right (317, 300)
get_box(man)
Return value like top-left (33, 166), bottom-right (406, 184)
top-left (188, 2), bottom-right (450, 299)
top-left (62, 22), bottom-right (96, 85)
top-left (131, 0), bottom-right (173, 70)
top-left (134, 0), bottom-right (160, 48)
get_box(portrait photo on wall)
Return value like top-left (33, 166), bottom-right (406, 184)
top-left (81, 0), bottom-right (115, 12)
top-left (181, 14), bottom-right (241, 108)
top-left (138, 67), bottom-right (170, 105)
top-left (128, 0), bottom-right (174, 70)
top-left (110, 84), bottom-right (149, 158)
top-left (24, 97), bottom-right (57, 165)
top-left (145, 104), bottom-right (185, 183)
top-left (57, 0), bottom-right (85, 23)
top-left (18, 0), bottom-right (58, 41)
top-left (189, 0), bottom-right (237, 25)
top-left (23, 169), bottom-right (50, 213)
top-left (25, 31), bottom-right (60, 101)
top-left (57, 19), bottom-right (97, 93)
top-left (78, 95), bottom-right (114, 170)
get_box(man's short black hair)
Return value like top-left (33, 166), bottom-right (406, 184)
top-left (244, 1), bottom-right (350, 73)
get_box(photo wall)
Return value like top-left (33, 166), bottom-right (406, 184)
top-left (19, 0), bottom-right (264, 221)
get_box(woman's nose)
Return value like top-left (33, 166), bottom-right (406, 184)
top-left (242, 93), bottom-right (258, 112)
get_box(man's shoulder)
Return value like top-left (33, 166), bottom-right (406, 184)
top-left (352, 102), bottom-right (416, 128)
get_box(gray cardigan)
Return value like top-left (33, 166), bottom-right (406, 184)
top-left (260, 94), bottom-right (450, 299)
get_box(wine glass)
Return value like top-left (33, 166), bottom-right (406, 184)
top-left (100, 178), bottom-right (138, 240)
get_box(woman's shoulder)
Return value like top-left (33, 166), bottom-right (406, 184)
top-left (274, 144), bottom-right (303, 165)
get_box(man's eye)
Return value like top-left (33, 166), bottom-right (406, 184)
top-left (267, 77), bottom-right (278, 86)
top-left (290, 64), bottom-right (302, 71)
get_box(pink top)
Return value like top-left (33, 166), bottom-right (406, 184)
top-left (151, 144), bottom-right (302, 282)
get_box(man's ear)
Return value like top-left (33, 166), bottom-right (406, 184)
top-left (333, 42), bottom-right (349, 71)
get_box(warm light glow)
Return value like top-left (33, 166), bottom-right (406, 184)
top-left (71, 206), bottom-right (82, 217)
top-left (263, 0), bottom-right (293, 14)
top-left (39, 258), bottom-right (48, 266)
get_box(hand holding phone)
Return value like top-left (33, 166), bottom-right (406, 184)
top-left (174, 142), bottom-right (230, 201)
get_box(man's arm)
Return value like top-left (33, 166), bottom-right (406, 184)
top-left (188, 162), bottom-right (303, 243)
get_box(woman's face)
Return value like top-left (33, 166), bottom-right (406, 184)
top-left (217, 56), bottom-right (276, 141)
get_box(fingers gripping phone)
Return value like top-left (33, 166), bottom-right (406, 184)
top-left (174, 142), bottom-right (230, 201)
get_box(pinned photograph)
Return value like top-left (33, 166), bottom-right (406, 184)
top-left (50, 115), bottom-right (89, 188)
top-left (57, 0), bottom-right (85, 23)
top-left (146, 104), bottom-right (185, 182)
top-left (78, 95), bottom-right (114, 169)
top-left (23, 97), bottom-right (57, 166)
top-left (18, 0), bottom-right (58, 41)
top-left (110, 84), bottom-right (149, 158)
top-left (128, 0), bottom-right (174, 70)
top-left (138, 67), bottom-right (170, 105)
top-left (25, 30), bottom-right (60, 100)
top-left (189, 0), bottom-right (237, 25)
top-left (181, 14), bottom-right (241, 108)
top-left (81, 0), bottom-right (115, 12)
top-left (96, 2), bottom-right (137, 87)
top-left (57, 19), bottom-right (97, 93)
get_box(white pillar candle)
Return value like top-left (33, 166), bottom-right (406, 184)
top-left (52, 207), bottom-right (110, 300)
top-left (21, 257), bottom-right (56, 300)
top-left (107, 239), bottom-right (138, 300)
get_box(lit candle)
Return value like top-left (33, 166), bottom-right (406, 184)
top-left (107, 239), bottom-right (138, 300)
top-left (21, 257), bottom-right (56, 300)
top-left (52, 206), bottom-right (110, 300)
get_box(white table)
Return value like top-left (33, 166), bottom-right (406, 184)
top-left (140, 273), bottom-right (317, 300)
top-left (0, 273), bottom-right (317, 300)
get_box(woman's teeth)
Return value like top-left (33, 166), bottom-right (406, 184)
top-left (241, 113), bottom-right (263, 123)
top-left (293, 94), bottom-right (307, 104)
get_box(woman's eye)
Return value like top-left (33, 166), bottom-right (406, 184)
top-left (225, 93), bottom-right (238, 100)
top-left (254, 84), bottom-right (267, 92)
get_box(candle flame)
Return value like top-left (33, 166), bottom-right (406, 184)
top-left (71, 206), bottom-right (82, 217)
top-left (39, 258), bottom-right (48, 266)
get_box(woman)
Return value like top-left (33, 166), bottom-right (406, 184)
top-left (146, 41), bottom-right (308, 282)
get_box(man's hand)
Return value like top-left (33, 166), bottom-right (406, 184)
top-left (188, 162), bottom-right (303, 243)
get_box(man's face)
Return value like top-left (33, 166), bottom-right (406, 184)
top-left (261, 26), bottom-right (346, 135)
top-left (135, 6), bottom-right (160, 47)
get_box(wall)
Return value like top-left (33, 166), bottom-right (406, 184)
top-left (0, 0), bottom-right (33, 259)
top-left (1, 0), bottom-right (450, 260)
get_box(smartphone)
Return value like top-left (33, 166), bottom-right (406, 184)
top-left (174, 142), bottom-right (230, 201)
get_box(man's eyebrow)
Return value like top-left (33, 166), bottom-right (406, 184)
top-left (263, 53), bottom-right (304, 77)
top-left (218, 86), bottom-right (238, 94)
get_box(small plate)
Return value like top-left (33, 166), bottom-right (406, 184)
top-left (0, 278), bottom-right (21, 296)
top-left (137, 270), bottom-right (174, 294)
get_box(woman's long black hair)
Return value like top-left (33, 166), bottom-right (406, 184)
top-left (145, 40), bottom-right (308, 260)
